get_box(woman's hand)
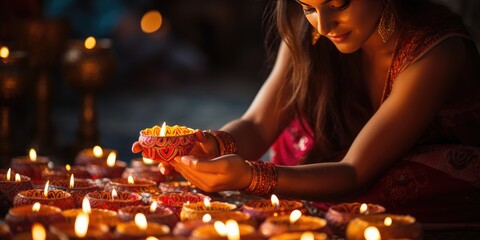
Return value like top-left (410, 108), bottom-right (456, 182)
top-left (170, 154), bottom-right (252, 193)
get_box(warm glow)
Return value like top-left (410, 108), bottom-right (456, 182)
top-left (146, 237), bottom-right (159, 240)
top-left (75, 212), bottom-right (89, 238)
top-left (82, 197), bottom-right (91, 214)
top-left (271, 194), bottom-right (279, 209)
top-left (6, 168), bottom-right (11, 181)
top-left (202, 214), bottom-right (212, 223)
top-left (384, 217), bottom-right (392, 226)
top-left (111, 189), bottom-right (118, 200)
top-left (159, 122), bottom-right (167, 136)
top-left (43, 181), bottom-right (49, 197)
top-left (204, 198), bottom-right (211, 209)
top-left (29, 148), bottom-right (37, 162)
top-left (93, 146), bottom-right (103, 157)
top-left (360, 203), bottom-right (368, 214)
top-left (225, 220), bottom-right (240, 240)
top-left (32, 202), bottom-right (41, 212)
top-left (364, 226), bottom-right (381, 240)
top-left (66, 164), bottom-right (72, 171)
top-left (300, 231), bottom-right (315, 240)
top-left (15, 173), bottom-right (21, 182)
top-left (128, 175), bottom-right (135, 184)
top-left (150, 201), bottom-right (157, 213)
top-left (214, 221), bottom-right (227, 237)
top-left (84, 36), bottom-right (96, 50)
top-left (135, 213), bottom-right (148, 231)
top-left (0, 46), bottom-right (9, 58)
top-left (143, 157), bottom-right (154, 164)
top-left (32, 223), bottom-right (46, 240)
top-left (289, 210), bottom-right (302, 224)
top-left (69, 174), bottom-right (75, 188)
top-left (106, 152), bottom-right (116, 167)
top-left (141, 10), bottom-right (163, 33)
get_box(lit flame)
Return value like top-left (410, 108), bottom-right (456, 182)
top-left (271, 194), bottom-right (279, 209)
top-left (93, 146), bottom-right (103, 157)
top-left (15, 173), bottom-right (21, 182)
top-left (134, 213), bottom-right (148, 231)
top-left (360, 203), bottom-right (368, 214)
top-left (384, 217), bottom-right (392, 226)
top-left (150, 201), bottom-right (157, 213)
top-left (66, 164), bottom-right (72, 171)
top-left (111, 189), bottom-right (118, 200)
top-left (0, 46), bottom-right (9, 58)
top-left (159, 122), bottom-right (167, 136)
top-left (300, 231), bottom-right (315, 240)
top-left (69, 174), bottom-right (75, 188)
top-left (202, 214), bottom-right (212, 223)
top-left (141, 10), bottom-right (163, 33)
top-left (204, 198), bottom-right (211, 209)
top-left (106, 152), bottom-right (116, 167)
top-left (226, 220), bottom-right (240, 240)
top-left (214, 221), bottom-right (227, 237)
top-left (143, 157), bottom-right (154, 164)
top-left (84, 36), bottom-right (96, 50)
top-left (43, 181), bottom-right (49, 197)
top-left (29, 148), bottom-right (37, 162)
top-left (146, 237), bottom-right (159, 240)
top-left (82, 197), bottom-right (91, 214)
top-left (128, 175), bottom-right (135, 184)
top-left (75, 212), bottom-right (89, 238)
top-left (6, 168), bottom-right (11, 181)
top-left (31, 223), bottom-right (46, 240)
top-left (289, 210), bottom-right (302, 224)
top-left (364, 226), bottom-right (381, 240)
top-left (32, 202), bottom-right (41, 212)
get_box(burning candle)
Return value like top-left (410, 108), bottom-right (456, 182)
top-left (74, 145), bottom-right (117, 166)
top-left (241, 194), bottom-right (306, 222)
top-left (50, 209), bottom-right (110, 240)
top-left (180, 199), bottom-right (237, 221)
top-left (13, 181), bottom-right (75, 210)
top-left (105, 176), bottom-right (159, 195)
top-left (10, 148), bottom-right (50, 184)
top-left (190, 219), bottom-right (258, 240)
top-left (259, 210), bottom-right (327, 238)
top-left (48, 177), bottom-right (100, 208)
top-left (115, 213), bottom-right (170, 238)
top-left (86, 152), bottom-right (127, 179)
top-left (118, 201), bottom-right (179, 229)
top-left (5, 202), bottom-right (65, 234)
top-left (85, 189), bottom-right (145, 211)
top-left (325, 202), bottom-right (385, 237)
top-left (62, 197), bottom-right (119, 227)
top-left (346, 214), bottom-right (422, 240)
top-left (0, 171), bottom-right (33, 214)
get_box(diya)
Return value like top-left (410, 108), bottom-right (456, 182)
top-left (180, 198), bottom-right (237, 221)
top-left (114, 213), bottom-right (170, 239)
top-left (189, 219), bottom-right (258, 240)
top-left (62, 197), bottom-right (119, 228)
top-left (173, 211), bottom-right (252, 237)
top-left (118, 201), bottom-right (179, 229)
top-left (325, 202), bottom-right (386, 237)
top-left (241, 194), bottom-right (306, 222)
top-left (10, 148), bottom-right (49, 184)
top-left (85, 189), bottom-right (145, 211)
top-left (85, 152), bottom-right (126, 179)
top-left (0, 170), bottom-right (34, 214)
top-left (346, 214), bottom-right (422, 240)
top-left (259, 210), bottom-right (327, 238)
top-left (159, 181), bottom-right (197, 193)
top-left (104, 176), bottom-right (159, 195)
top-left (122, 165), bottom-right (166, 184)
top-left (5, 202), bottom-right (65, 234)
top-left (74, 145), bottom-right (116, 166)
top-left (269, 231), bottom-right (328, 240)
top-left (49, 176), bottom-right (100, 207)
top-left (13, 181), bottom-right (75, 210)
top-left (151, 192), bottom-right (210, 217)
top-left (50, 212), bottom-right (110, 240)
top-left (42, 164), bottom-right (91, 180)
top-left (12, 222), bottom-right (60, 240)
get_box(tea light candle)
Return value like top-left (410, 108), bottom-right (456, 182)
top-left (105, 176), bottom-right (159, 195)
top-left (85, 189), bottom-right (144, 211)
top-left (115, 213), bottom-right (170, 238)
top-left (346, 214), bottom-right (422, 240)
top-left (5, 202), bottom-right (65, 234)
top-left (50, 212), bottom-right (110, 240)
top-left (118, 201), bottom-right (179, 228)
top-left (42, 164), bottom-right (91, 180)
top-left (241, 194), bottom-right (305, 222)
top-left (269, 231), bottom-right (328, 240)
top-left (190, 219), bottom-right (258, 240)
top-left (85, 152), bottom-right (126, 179)
top-left (325, 202), bottom-right (386, 237)
top-left (62, 197), bottom-right (119, 227)
top-left (12, 222), bottom-right (61, 240)
top-left (0, 170), bottom-right (33, 214)
top-left (74, 145), bottom-right (116, 166)
top-left (13, 181), bottom-right (75, 210)
top-left (49, 176), bottom-right (100, 207)
top-left (10, 148), bottom-right (50, 184)
top-left (152, 192), bottom-right (210, 217)
top-left (180, 198), bottom-right (237, 221)
top-left (259, 210), bottom-right (326, 238)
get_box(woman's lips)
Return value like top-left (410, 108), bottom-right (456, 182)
top-left (328, 31), bottom-right (351, 43)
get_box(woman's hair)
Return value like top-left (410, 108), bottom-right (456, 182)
top-left (265, 0), bottom-right (437, 163)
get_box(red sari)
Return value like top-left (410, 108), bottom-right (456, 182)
top-left (271, 8), bottom-right (480, 224)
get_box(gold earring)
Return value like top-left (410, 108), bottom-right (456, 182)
top-left (378, 1), bottom-right (396, 43)
top-left (312, 29), bottom-right (320, 45)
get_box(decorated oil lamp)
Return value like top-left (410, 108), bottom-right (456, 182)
top-left (85, 189), bottom-right (145, 211)
top-left (180, 198), bottom-right (237, 221)
top-left (151, 192), bottom-right (210, 217)
top-left (85, 152), bottom-right (126, 179)
top-left (190, 219), bottom-right (258, 240)
top-left (105, 175), bottom-right (159, 195)
top-left (346, 214), bottom-right (422, 240)
top-left (115, 213), bottom-right (170, 238)
top-left (241, 194), bottom-right (306, 223)
top-left (10, 148), bottom-right (50, 184)
top-left (5, 202), bottom-right (65, 234)
top-left (50, 211), bottom-right (110, 240)
top-left (0, 169), bottom-right (33, 214)
top-left (13, 181), bottom-right (75, 210)
top-left (62, 197), bottom-right (119, 228)
top-left (74, 145), bottom-right (116, 166)
top-left (259, 210), bottom-right (327, 238)
top-left (42, 164), bottom-right (91, 180)
top-left (118, 201), bottom-right (179, 229)
top-left (159, 180), bottom-right (197, 193)
top-left (11, 222), bottom-right (61, 240)
top-left (269, 231), bottom-right (328, 240)
top-left (49, 175), bottom-right (100, 207)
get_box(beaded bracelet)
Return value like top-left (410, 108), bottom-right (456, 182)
top-left (243, 160), bottom-right (278, 197)
top-left (206, 130), bottom-right (238, 156)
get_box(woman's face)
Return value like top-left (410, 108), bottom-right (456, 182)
top-left (295, 0), bottom-right (384, 53)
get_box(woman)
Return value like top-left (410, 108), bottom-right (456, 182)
top-left (133, 0), bottom-right (480, 223)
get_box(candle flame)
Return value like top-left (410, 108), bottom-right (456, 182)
top-left (66, 164), bottom-right (72, 171)
top-left (32, 202), bottom-right (41, 212)
top-left (150, 201), bottom-right (157, 213)
top-left (68, 174), bottom-right (75, 188)
top-left (93, 146), bottom-right (103, 157)
top-left (204, 198), bottom-right (211, 209)
top-left (289, 209), bottom-right (302, 224)
top-left (143, 157), bottom-right (154, 164)
top-left (146, 237), bottom-right (159, 240)
top-left (128, 175), bottom-right (135, 184)
top-left (0, 46), bottom-right (9, 58)
top-left (134, 213), bottom-right (148, 231)
top-left (31, 223), bottom-right (46, 240)
top-left (111, 189), bottom-right (118, 200)
top-left (159, 122), bottom-right (167, 136)
top-left (43, 181), bottom-right (49, 197)
top-left (141, 10), bottom-right (163, 33)
top-left (106, 152), bottom-right (116, 167)
top-left (75, 212), bottom-right (89, 238)
top-left (82, 197), bottom-right (91, 214)
top-left (384, 217), bottom-right (392, 226)
top-left (84, 36), bottom-right (96, 50)
top-left (226, 220), bottom-right (240, 240)
top-left (15, 173), bottom-right (21, 182)
top-left (202, 214), bottom-right (212, 223)
top-left (300, 231), bottom-right (315, 240)
top-left (214, 221), bottom-right (227, 237)
top-left (364, 226), bottom-right (381, 240)
top-left (29, 148), bottom-right (37, 162)
top-left (6, 168), bottom-right (11, 181)
top-left (271, 194), bottom-right (279, 209)
top-left (360, 203), bottom-right (368, 214)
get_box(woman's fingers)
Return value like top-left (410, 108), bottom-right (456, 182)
top-left (131, 141), bottom-right (142, 153)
